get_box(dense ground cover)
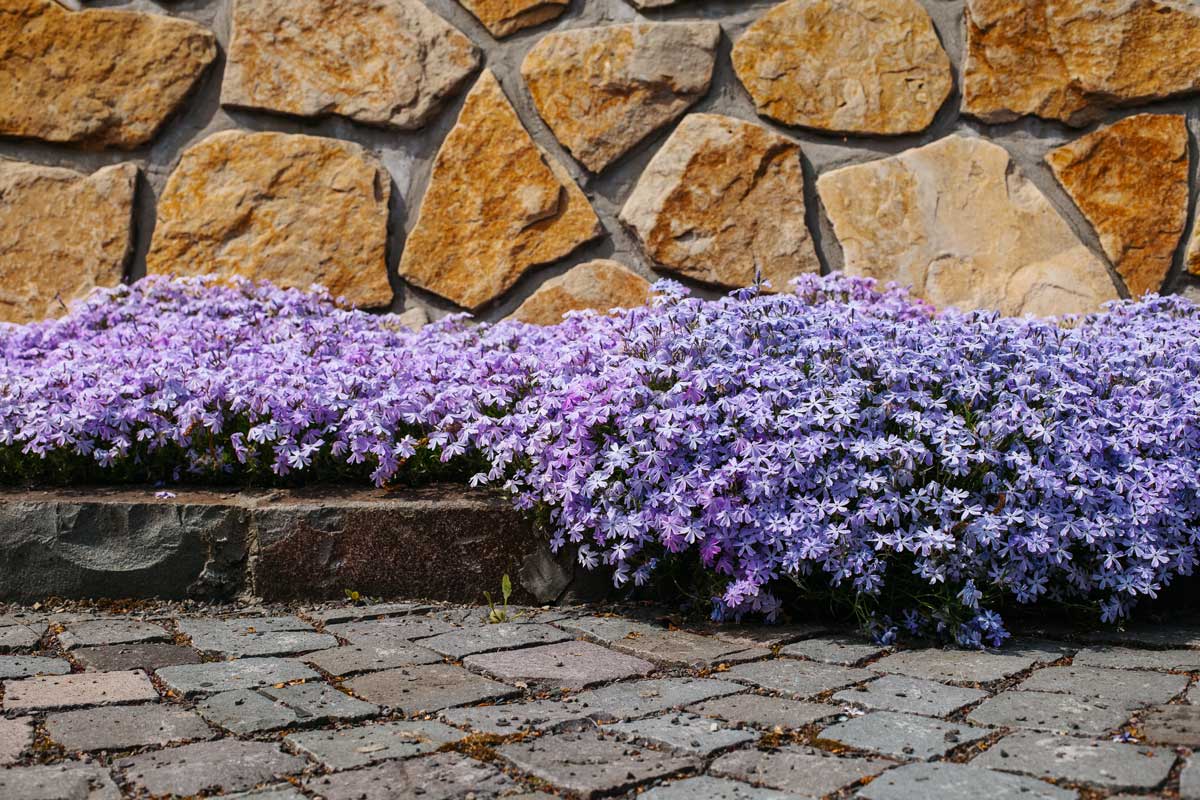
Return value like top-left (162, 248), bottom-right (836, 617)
top-left (3, 275), bottom-right (1200, 646)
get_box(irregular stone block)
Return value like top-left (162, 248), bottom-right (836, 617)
top-left (0, 624), bottom-right (41, 651)
top-left (224, 0), bottom-right (479, 129)
top-left (0, 0), bottom-right (216, 147)
top-left (419, 622), bottom-right (571, 659)
top-left (465, 640), bottom-right (654, 689)
top-left (73, 643), bottom-right (202, 673)
top-left (1018, 665), bottom-right (1187, 706)
top-left (522, 22), bottom-right (720, 172)
top-left (870, 642), bottom-right (1068, 684)
top-left (1046, 114), bottom-right (1190, 297)
top-left (308, 602), bottom-right (434, 626)
top-left (156, 657), bottom-right (319, 697)
top-left (780, 636), bottom-right (889, 667)
top-left (399, 70), bottom-right (601, 310)
top-left (834, 674), bottom-right (988, 718)
top-left (620, 113), bottom-right (819, 290)
top-left (509, 260), bottom-right (652, 325)
top-left (967, 690), bottom-right (1134, 736)
top-left (1188, 226), bottom-right (1200, 278)
top-left (559, 616), bottom-right (769, 667)
top-left (3, 669), bottom-right (158, 712)
top-left (608, 713), bottom-right (756, 757)
top-left (197, 683), bottom-right (379, 734)
top-left (0, 763), bottom-right (121, 800)
top-left (820, 711), bottom-right (990, 760)
top-left (327, 615), bottom-right (457, 644)
top-left (570, 677), bottom-right (745, 721)
top-left (44, 704), bottom-right (214, 752)
top-left (440, 697), bottom-right (591, 734)
top-left (1072, 646), bottom-right (1200, 672)
top-left (179, 618), bottom-right (335, 658)
top-left (963, 0), bottom-right (1200, 126)
top-left (146, 131), bottom-right (391, 308)
top-left (304, 641), bottom-right (442, 677)
top-left (975, 732), bottom-right (1176, 791)
top-left (689, 694), bottom-right (840, 731)
top-left (859, 762), bottom-right (1077, 800)
top-left (344, 663), bottom-right (519, 712)
top-left (0, 160), bottom-right (135, 324)
top-left (58, 619), bottom-right (169, 650)
top-left (0, 655), bottom-right (71, 680)
top-left (732, 0), bottom-right (951, 134)
top-left (642, 776), bottom-right (798, 800)
top-left (1140, 705), bottom-right (1200, 747)
top-left (457, 0), bottom-right (567, 37)
top-left (710, 744), bottom-right (889, 796)
top-left (725, 659), bottom-right (874, 699)
top-left (286, 719), bottom-right (465, 770)
top-left (305, 752), bottom-right (516, 800)
top-left (0, 716), bottom-right (32, 766)
top-left (816, 135), bottom-right (1119, 317)
top-left (117, 740), bottom-right (307, 798)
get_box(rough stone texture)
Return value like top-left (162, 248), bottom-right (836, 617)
top-left (1072, 646), bottom-right (1200, 672)
top-left (572, 677), bottom-right (744, 722)
top-left (58, 618), bottom-right (169, 650)
top-left (869, 642), bottom-right (1068, 684)
top-left (975, 732), bottom-right (1176, 791)
top-left (418, 622), bottom-right (571, 658)
top-left (710, 745), bottom-right (888, 796)
top-left (156, 657), bottom-right (319, 697)
top-left (198, 683), bottom-right (379, 734)
top-left (620, 113), bottom-right (819, 290)
top-left (834, 674), bottom-right (988, 717)
top-left (0, 655), bottom-right (71, 679)
top-left (522, 22), bottom-right (720, 172)
top-left (327, 615), bottom-right (457, 643)
top-left (146, 131), bottom-right (392, 308)
top-left (689, 694), bottom-right (840, 731)
top-left (859, 762), bottom-right (1078, 800)
top-left (1184, 759), bottom-right (1200, 800)
top-left (225, 0), bottom-right (478, 129)
top-left (498, 730), bottom-right (698, 797)
top-left (304, 641), bottom-right (442, 677)
top-left (1189, 226), bottom-right (1200, 277)
top-left (1018, 665), bottom-right (1188, 705)
top-left (44, 704), bottom-right (214, 752)
top-left (73, 642), bottom-right (203, 672)
top-left (731, 0), bottom-right (952, 135)
top-left (607, 713), bottom-right (757, 757)
top-left (643, 777), bottom-right (800, 800)
top-left (509, 259), bottom-right (652, 324)
top-left (465, 639), bottom-right (654, 688)
top-left (0, 160), bottom-right (135, 325)
top-left (968, 690), bottom-right (1134, 736)
top-left (2, 669), bottom-right (158, 712)
top-left (0, 716), bottom-right (32, 766)
top-left (1045, 114), bottom-right (1190, 297)
top-left (823, 711), bottom-right (990, 760)
top-left (439, 697), bottom-right (592, 733)
top-left (559, 616), bottom-right (769, 667)
top-left (963, 0), bottom-right (1200, 126)
top-left (0, 763), bottom-right (121, 800)
top-left (305, 752), bottom-right (516, 800)
top-left (0, 0), bottom-right (216, 148)
top-left (817, 135), bottom-right (1119, 316)
top-left (1140, 704), bottom-right (1200, 747)
top-left (399, 70), bottom-right (601, 310)
top-left (286, 719), bottom-right (465, 770)
top-left (344, 663), bottom-right (519, 712)
top-left (780, 637), bottom-right (888, 667)
top-left (117, 740), bottom-right (307, 797)
top-left (725, 659), bottom-right (874, 698)
top-left (180, 617), bottom-right (336, 657)
top-left (0, 623), bottom-right (41, 651)
top-left (457, 0), bottom-right (568, 37)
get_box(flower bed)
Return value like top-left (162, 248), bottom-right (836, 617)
top-left (4, 275), bottom-right (1199, 646)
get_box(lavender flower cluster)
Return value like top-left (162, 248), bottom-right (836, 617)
top-left (4, 275), bottom-right (1199, 645)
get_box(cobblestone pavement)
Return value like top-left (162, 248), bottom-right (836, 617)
top-left (2, 600), bottom-right (1199, 799)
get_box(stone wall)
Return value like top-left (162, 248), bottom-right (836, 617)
top-left (3, 0), bottom-right (1200, 327)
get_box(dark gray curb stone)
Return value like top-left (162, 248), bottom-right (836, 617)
top-left (0, 486), bottom-right (596, 605)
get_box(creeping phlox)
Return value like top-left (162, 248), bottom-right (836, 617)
top-left (4, 274), bottom-right (1199, 647)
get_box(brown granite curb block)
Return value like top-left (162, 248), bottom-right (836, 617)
top-left (0, 487), bottom-right (574, 605)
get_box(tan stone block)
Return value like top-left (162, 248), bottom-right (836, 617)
top-left (509, 260), bottom-right (651, 325)
top-left (456, 0), bottom-right (567, 37)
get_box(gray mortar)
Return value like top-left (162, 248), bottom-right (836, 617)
top-left (3, 0), bottom-right (1199, 322)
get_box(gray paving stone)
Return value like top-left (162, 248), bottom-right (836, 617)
top-left (419, 622), bottom-right (573, 659)
top-left (464, 639), bottom-right (654, 689)
top-left (117, 739), bottom-right (307, 797)
top-left (2, 669), bottom-right (157, 711)
top-left (304, 752), bottom-right (517, 800)
top-left (857, 762), bottom-right (1077, 800)
top-left (180, 617), bottom-right (336, 657)
top-left (870, 642), bottom-right (1068, 685)
top-left (559, 616), bottom-right (770, 667)
top-left (607, 712), bottom-right (756, 757)
top-left (308, 602), bottom-right (433, 625)
top-left (0, 762), bottom-right (121, 800)
top-left (1018, 665), bottom-right (1187, 705)
top-left (58, 619), bottom-right (169, 650)
top-left (834, 674), bottom-right (988, 717)
top-left (710, 744), bottom-right (889, 797)
top-left (1072, 646), bottom-right (1200, 672)
top-left (781, 637), bottom-right (890, 666)
top-left (344, 663), bottom-right (519, 713)
top-left (303, 640), bottom-right (442, 677)
top-left (708, 623), bottom-right (829, 649)
top-left (0, 654), bottom-right (71, 679)
top-left (967, 690), bottom-right (1134, 736)
top-left (156, 657), bottom-right (319, 696)
top-left (44, 704), bottom-right (215, 751)
top-left (73, 642), bottom-right (202, 672)
top-left (440, 698), bottom-right (592, 734)
top-left (498, 729), bottom-right (698, 797)
top-left (1140, 704), bottom-right (1200, 747)
top-left (975, 732), bottom-right (1176, 791)
top-left (0, 624), bottom-right (41, 652)
top-left (689, 694), bottom-right (842, 730)
top-left (643, 776), bottom-right (803, 800)
top-left (327, 615), bottom-right (457, 643)
top-left (226, 785), bottom-right (309, 800)
top-left (726, 659), bottom-right (875, 698)
top-left (572, 677), bottom-right (746, 722)
top-left (198, 682), bottom-right (379, 734)
top-left (1083, 622), bottom-right (1200, 649)
top-left (286, 719), bottom-right (466, 770)
top-left (0, 715), bottom-right (32, 765)
top-left (1183, 758), bottom-right (1200, 800)
top-left (821, 711), bottom-right (990, 760)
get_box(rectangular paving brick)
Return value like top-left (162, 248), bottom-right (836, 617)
top-left (1072, 646), bottom-right (1200, 672)
top-left (73, 642), bottom-right (202, 672)
top-left (726, 659), bottom-right (874, 698)
top-left (607, 712), bottom-right (756, 757)
top-left (0, 654), bottom-right (71, 679)
top-left (707, 623), bottom-right (828, 649)
top-left (304, 641), bottom-right (442, 677)
top-left (117, 739), bottom-right (307, 797)
top-left (967, 690), bottom-right (1134, 736)
top-left (308, 602), bottom-right (433, 625)
top-left (689, 694), bottom-right (841, 731)
top-left (560, 616), bottom-right (770, 667)
top-left (286, 719), bottom-right (465, 770)
top-left (572, 677), bottom-right (746, 722)
top-left (0, 716), bottom-right (32, 766)
top-left (198, 683), bottom-right (379, 734)
top-left (58, 619), bottom-right (169, 650)
top-left (464, 640), bottom-right (654, 689)
top-left (0, 763), bottom-right (121, 800)
top-left (1083, 622), bottom-right (1200, 649)
top-left (3, 669), bottom-right (158, 711)
top-left (1018, 665), bottom-right (1187, 705)
top-left (180, 618), bottom-right (336, 657)
top-left (344, 663), bottom-right (519, 713)
top-left (498, 729), bottom-right (698, 798)
top-left (418, 622), bottom-right (572, 659)
top-left (834, 674), bottom-right (988, 717)
top-left (44, 704), bottom-right (215, 752)
top-left (0, 624), bottom-right (41, 652)
top-left (975, 732), bottom-right (1177, 791)
top-left (710, 744), bottom-right (889, 797)
top-left (440, 698), bottom-right (593, 734)
top-left (780, 636), bottom-right (890, 666)
top-left (304, 752), bottom-right (516, 800)
top-left (870, 642), bottom-right (1069, 685)
top-left (642, 776), bottom-right (801, 800)
top-left (858, 762), bottom-right (1076, 800)
top-left (820, 710), bottom-right (990, 760)
top-left (156, 657), bottom-right (319, 696)
top-left (327, 616), bottom-right (456, 643)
